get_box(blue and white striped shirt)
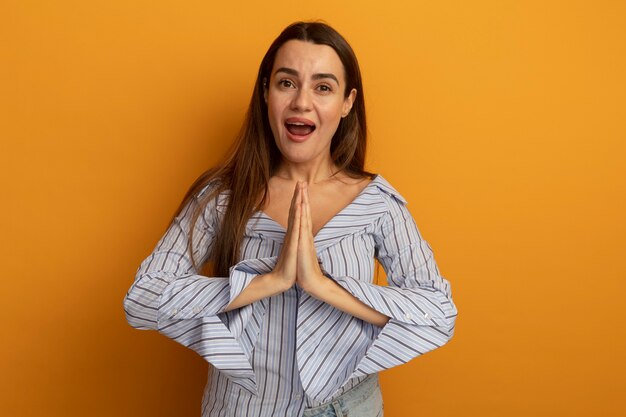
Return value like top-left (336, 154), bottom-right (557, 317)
top-left (123, 173), bottom-right (458, 416)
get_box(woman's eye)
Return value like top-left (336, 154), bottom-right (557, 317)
top-left (279, 80), bottom-right (295, 88)
top-left (317, 84), bottom-right (332, 92)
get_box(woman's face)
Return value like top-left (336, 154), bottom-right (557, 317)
top-left (264, 40), bottom-right (357, 167)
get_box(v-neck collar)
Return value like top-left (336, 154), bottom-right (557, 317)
top-left (214, 173), bottom-right (407, 253)
top-left (246, 173), bottom-right (406, 253)
top-left (254, 173), bottom-right (381, 240)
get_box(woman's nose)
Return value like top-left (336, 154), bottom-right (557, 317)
top-left (291, 88), bottom-right (312, 112)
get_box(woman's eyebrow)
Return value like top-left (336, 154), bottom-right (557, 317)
top-left (275, 67), bottom-right (339, 85)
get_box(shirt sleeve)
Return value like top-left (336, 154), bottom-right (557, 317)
top-left (328, 192), bottom-right (458, 378)
top-left (122, 183), bottom-right (268, 394)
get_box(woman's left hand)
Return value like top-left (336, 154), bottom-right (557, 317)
top-left (294, 181), bottom-right (390, 327)
top-left (296, 181), bottom-right (329, 296)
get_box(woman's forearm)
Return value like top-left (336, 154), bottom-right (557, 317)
top-left (222, 273), bottom-right (288, 312)
top-left (224, 272), bottom-right (391, 328)
top-left (306, 275), bottom-right (390, 327)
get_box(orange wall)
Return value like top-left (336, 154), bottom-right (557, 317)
top-left (1, 1), bottom-right (625, 416)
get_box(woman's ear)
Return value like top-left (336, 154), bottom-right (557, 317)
top-left (342, 88), bottom-right (357, 117)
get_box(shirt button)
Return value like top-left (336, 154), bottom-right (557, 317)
top-left (404, 313), bottom-right (412, 320)
top-left (170, 308), bottom-right (178, 317)
top-left (424, 313), bottom-right (431, 319)
top-left (193, 306), bottom-right (201, 314)
top-left (295, 394), bottom-right (302, 400)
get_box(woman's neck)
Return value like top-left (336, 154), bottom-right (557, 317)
top-left (274, 158), bottom-right (342, 185)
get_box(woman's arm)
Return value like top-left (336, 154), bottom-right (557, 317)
top-left (122, 183), bottom-right (275, 392)
top-left (222, 272), bottom-right (288, 311)
top-left (294, 181), bottom-right (390, 326)
top-left (292, 180), bottom-right (458, 403)
top-left (299, 274), bottom-right (390, 327)
top-left (296, 180), bottom-right (456, 331)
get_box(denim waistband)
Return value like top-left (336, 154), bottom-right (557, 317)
top-left (302, 374), bottom-right (380, 417)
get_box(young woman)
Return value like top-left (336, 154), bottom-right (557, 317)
top-left (123, 21), bottom-right (458, 417)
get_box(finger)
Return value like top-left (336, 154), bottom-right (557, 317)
top-left (303, 182), bottom-right (312, 235)
top-left (291, 184), bottom-right (302, 234)
top-left (298, 184), bottom-right (318, 277)
top-left (291, 186), bottom-right (302, 247)
top-left (299, 182), bottom-right (308, 236)
top-left (299, 181), bottom-right (311, 238)
top-left (303, 184), bottom-right (318, 264)
top-left (299, 185), bottom-right (315, 265)
top-left (287, 181), bottom-right (300, 232)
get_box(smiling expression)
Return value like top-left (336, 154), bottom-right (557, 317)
top-left (264, 40), bottom-right (357, 166)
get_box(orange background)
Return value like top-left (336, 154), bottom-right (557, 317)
top-left (1, 1), bottom-right (625, 416)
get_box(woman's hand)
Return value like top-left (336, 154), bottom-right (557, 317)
top-left (268, 181), bottom-right (326, 295)
top-left (296, 182), bottom-right (389, 326)
top-left (268, 181), bottom-right (302, 292)
top-left (265, 180), bottom-right (388, 327)
top-left (295, 181), bottom-right (328, 295)
top-left (223, 183), bottom-right (301, 311)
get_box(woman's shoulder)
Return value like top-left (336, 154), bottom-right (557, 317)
top-left (331, 171), bottom-right (408, 211)
top-left (368, 173), bottom-right (408, 206)
top-left (197, 177), bottom-right (223, 197)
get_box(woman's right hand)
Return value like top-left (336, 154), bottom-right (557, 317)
top-left (222, 182), bottom-right (302, 312)
top-left (269, 181), bottom-right (302, 291)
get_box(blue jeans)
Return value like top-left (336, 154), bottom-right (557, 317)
top-left (302, 374), bottom-right (384, 417)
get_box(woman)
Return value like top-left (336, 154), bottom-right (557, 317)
top-left (123, 21), bottom-right (458, 417)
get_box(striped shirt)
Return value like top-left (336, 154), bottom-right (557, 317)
top-left (123, 173), bottom-right (458, 416)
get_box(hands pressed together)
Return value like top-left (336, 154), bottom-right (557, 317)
top-left (224, 180), bottom-right (389, 327)
top-left (271, 181), bottom-right (328, 296)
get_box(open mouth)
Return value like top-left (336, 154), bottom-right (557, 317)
top-left (284, 119), bottom-right (316, 136)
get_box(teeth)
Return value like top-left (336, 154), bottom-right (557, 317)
top-left (288, 122), bottom-right (306, 126)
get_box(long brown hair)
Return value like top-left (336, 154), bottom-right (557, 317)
top-left (171, 21), bottom-right (376, 277)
